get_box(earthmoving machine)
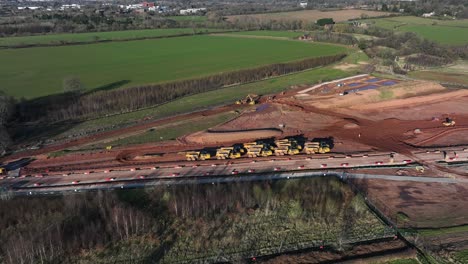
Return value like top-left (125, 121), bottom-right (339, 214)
top-left (443, 117), bottom-right (455, 127)
top-left (274, 138), bottom-right (302, 156)
top-left (303, 141), bottom-right (331, 154)
top-left (244, 141), bottom-right (274, 157)
top-left (215, 146), bottom-right (245, 159)
top-left (183, 151), bottom-right (211, 161)
top-left (0, 167), bottom-right (5, 175)
top-left (236, 94), bottom-right (259, 105)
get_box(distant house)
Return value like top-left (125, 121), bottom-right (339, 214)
top-left (180, 8), bottom-right (206, 15)
top-left (18, 6), bottom-right (41, 10)
top-left (299, 2), bottom-right (308, 8)
top-left (60, 4), bottom-right (81, 10)
top-left (422, 11), bottom-right (435, 17)
top-left (141, 2), bottom-right (155, 8)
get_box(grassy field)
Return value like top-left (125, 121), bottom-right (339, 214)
top-left (166, 15), bottom-right (207, 22)
top-left (363, 16), bottom-right (468, 45)
top-left (408, 60), bottom-right (468, 85)
top-left (453, 250), bottom-right (468, 264)
top-left (381, 259), bottom-right (419, 264)
top-left (57, 65), bottom-right (354, 139)
top-left (415, 224), bottom-right (468, 237)
top-left (109, 111), bottom-right (238, 146)
top-left (0, 35), bottom-right (346, 99)
top-left (225, 30), bottom-right (306, 38)
top-left (0, 28), bottom-right (223, 47)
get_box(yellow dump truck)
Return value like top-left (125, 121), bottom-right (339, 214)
top-left (244, 142), bottom-right (273, 157)
top-left (216, 147), bottom-right (242, 159)
top-left (303, 141), bottom-right (331, 154)
top-left (184, 151), bottom-right (211, 161)
top-left (274, 138), bottom-right (301, 155)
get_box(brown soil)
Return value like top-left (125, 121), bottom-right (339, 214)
top-left (183, 129), bottom-right (283, 145)
top-left (227, 9), bottom-right (392, 23)
top-left (350, 178), bottom-right (468, 228)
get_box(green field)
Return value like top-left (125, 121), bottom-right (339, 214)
top-left (0, 35), bottom-right (346, 99)
top-left (166, 15), bottom-right (207, 22)
top-left (408, 60), bottom-right (468, 85)
top-left (364, 16), bottom-right (468, 45)
top-left (226, 30), bottom-right (306, 38)
top-left (0, 28), bottom-right (223, 47)
top-left (54, 65), bottom-right (354, 140)
top-left (109, 111), bottom-right (238, 146)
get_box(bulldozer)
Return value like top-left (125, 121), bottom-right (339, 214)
top-left (236, 94), bottom-right (259, 105)
top-left (216, 146), bottom-right (244, 159)
top-left (183, 151), bottom-right (211, 161)
top-left (303, 141), bottom-right (331, 154)
top-left (442, 117), bottom-right (455, 127)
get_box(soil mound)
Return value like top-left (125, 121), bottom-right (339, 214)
top-left (184, 129), bottom-right (283, 144)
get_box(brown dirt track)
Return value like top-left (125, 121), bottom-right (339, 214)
top-left (227, 9), bottom-right (392, 23)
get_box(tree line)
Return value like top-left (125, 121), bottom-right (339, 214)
top-left (17, 54), bottom-right (345, 123)
top-left (0, 178), bottom-right (359, 263)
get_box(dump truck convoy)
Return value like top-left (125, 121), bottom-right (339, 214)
top-left (181, 137), bottom-right (332, 161)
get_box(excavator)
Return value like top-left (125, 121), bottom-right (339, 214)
top-left (442, 117), bottom-right (455, 127)
top-left (235, 94), bottom-right (259, 105)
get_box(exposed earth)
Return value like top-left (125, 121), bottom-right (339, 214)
top-left (2, 75), bottom-right (468, 259)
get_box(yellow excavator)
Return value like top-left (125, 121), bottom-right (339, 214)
top-left (236, 94), bottom-right (259, 105)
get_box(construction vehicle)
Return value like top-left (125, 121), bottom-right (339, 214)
top-left (274, 138), bottom-right (301, 155)
top-left (244, 142), bottom-right (274, 157)
top-left (106, 145), bottom-right (112, 150)
top-left (303, 141), bottom-right (331, 154)
top-left (0, 167), bottom-right (5, 175)
top-left (442, 117), bottom-right (455, 127)
top-left (235, 94), bottom-right (259, 105)
top-left (216, 146), bottom-right (244, 159)
top-left (183, 151), bottom-right (211, 161)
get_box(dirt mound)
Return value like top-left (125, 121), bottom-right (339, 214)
top-left (184, 129), bottom-right (283, 145)
top-left (344, 123), bottom-right (360, 129)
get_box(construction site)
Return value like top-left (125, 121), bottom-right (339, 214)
top-left (1, 74), bottom-right (468, 261)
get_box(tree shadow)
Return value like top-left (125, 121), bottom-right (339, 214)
top-left (86, 80), bottom-right (131, 94)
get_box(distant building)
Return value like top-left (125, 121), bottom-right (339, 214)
top-left (18, 6), bottom-right (41, 10)
top-left (422, 11), bottom-right (435, 17)
top-left (299, 2), bottom-right (308, 8)
top-left (60, 4), bottom-right (81, 10)
top-left (180, 8), bottom-right (206, 15)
